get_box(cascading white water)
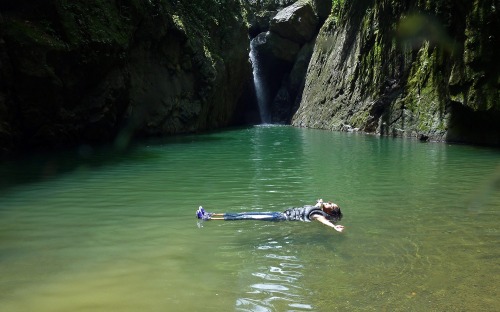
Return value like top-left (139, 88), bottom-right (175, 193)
top-left (249, 36), bottom-right (271, 124)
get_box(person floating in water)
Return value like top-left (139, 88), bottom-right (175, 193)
top-left (196, 199), bottom-right (345, 232)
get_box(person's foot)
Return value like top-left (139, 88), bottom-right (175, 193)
top-left (196, 206), bottom-right (205, 219)
top-left (197, 206), bottom-right (212, 220)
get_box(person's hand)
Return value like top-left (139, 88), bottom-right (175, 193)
top-left (333, 225), bottom-right (344, 232)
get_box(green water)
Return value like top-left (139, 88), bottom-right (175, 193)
top-left (0, 126), bottom-right (499, 311)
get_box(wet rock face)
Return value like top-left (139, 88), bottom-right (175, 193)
top-left (292, 0), bottom-right (500, 146)
top-left (0, 1), bottom-right (252, 156)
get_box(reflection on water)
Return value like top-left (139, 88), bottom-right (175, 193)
top-left (236, 232), bottom-right (312, 312)
top-left (0, 126), bottom-right (499, 311)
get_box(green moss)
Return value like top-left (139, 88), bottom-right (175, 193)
top-left (332, 0), bottom-right (345, 14)
top-left (402, 41), bottom-right (449, 133)
top-left (330, 0), bottom-right (346, 23)
top-left (351, 109), bottom-right (370, 127)
top-left (56, 1), bottom-right (135, 47)
top-left (172, 15), bottom-right (186, 33)
top-left (164, 0), bottom-right (246, 68)
top-left (4, 17), bottom-right (66, 50)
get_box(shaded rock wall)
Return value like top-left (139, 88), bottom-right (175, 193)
top-left (292, 0), bottom-right (500, 146)
top-left (248, 0), bottom-right (331, 123)
top-left (0, 0), bottom-right (253, 156)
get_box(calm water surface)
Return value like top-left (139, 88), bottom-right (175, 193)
top-left (0, 126), bottom-right (499, 311)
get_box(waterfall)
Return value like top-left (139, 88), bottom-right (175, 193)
top-left (249, 36), bottom-right (271, 124)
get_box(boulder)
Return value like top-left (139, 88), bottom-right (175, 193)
top-left (248, 10), bottom-right (277, 38)
top-left (269, 1), bottom-right (319, 45)
top-left (253, 31), bottom-right (301, 63)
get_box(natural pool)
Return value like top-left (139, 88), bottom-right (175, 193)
top-left (0, 126), bottom-right (499, 311)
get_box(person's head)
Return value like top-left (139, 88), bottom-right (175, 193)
top-left (321, 201), bottom-right (343, 221)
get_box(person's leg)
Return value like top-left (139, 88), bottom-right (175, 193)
top-left (223, 212), bottom-right (286, 221)
top-left (207, 212), bottom-right (257, 220)
top-left (197, 209), bottom-right (286, 221)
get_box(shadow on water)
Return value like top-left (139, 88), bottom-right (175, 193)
top-left (141, 126), bottom-right (252, 146)
top-left (0, 145), bottom-right (155, 193)
top-left (0, 127), bottom-right (247, 193)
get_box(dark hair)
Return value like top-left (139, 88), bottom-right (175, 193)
top-left (328, 206), bottom-right (343, 222)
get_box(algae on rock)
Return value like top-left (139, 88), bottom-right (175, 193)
top-left (292, 0), bottom-right (499, 145)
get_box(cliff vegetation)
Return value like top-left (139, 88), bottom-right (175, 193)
top-left (293, 0), bottom-right (499, 145)
top-left (1, 0), bottom-right (498, 157)
top-left (0, 0), bottom-right (252, 156)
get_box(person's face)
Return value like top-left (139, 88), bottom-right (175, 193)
top-left (323, 203), bottom-right (333, 211)
top-left (323, 202), bottom-right (338, 212)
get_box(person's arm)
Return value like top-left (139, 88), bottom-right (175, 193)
top-left (310, 215), bottom-right (345, 232)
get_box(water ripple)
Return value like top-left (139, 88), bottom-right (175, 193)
top-left (236, 235), bottom-right (314, 312)
top-left (1, 126), bottom-right (499, 312)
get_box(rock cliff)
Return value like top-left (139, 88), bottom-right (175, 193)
top-left (292, 0), bottom-right (500, 145)
top-left (0, 0), bottom-right (253, 156)
top-left (1, 0), bottom-right (498, 156)
top-left (247, 0), bottom-right (331, 123)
